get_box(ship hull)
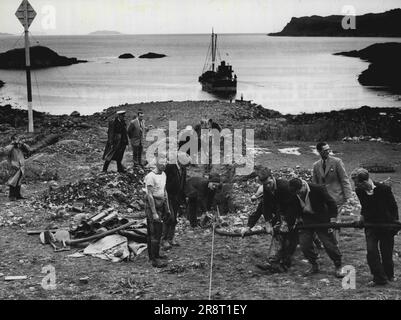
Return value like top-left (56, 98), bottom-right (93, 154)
top-left (199, 76), bottom-right (237, 94)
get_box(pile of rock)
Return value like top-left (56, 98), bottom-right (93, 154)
top-left (40, 168), bottom-right (147, 214)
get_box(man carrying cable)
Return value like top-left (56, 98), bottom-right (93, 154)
top-left (242, 168), bottom-right (301, 273)
top-left (289, 177), bottom-right (345, 278)
top-left (351, 168), bottom-right (399, 286)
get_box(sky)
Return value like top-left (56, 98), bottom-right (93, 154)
top-left (0, 0), bottom-right (400, 35)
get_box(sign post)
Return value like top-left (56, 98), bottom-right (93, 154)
top-left (15, 0), bottom-right (36, 133)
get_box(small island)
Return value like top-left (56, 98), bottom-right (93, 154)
top-left (89, 30), bottom-right (123, 36)
top-left (118, 53), bottom-right (135, 59)
top-left (335, 42), bottom-right (401, 93)
top-left (268, 9), bottom-right (401, 37)
top-left (0, 46), bottom-right (88, 70)
top-left (139, 52), bottom-right (167, 59)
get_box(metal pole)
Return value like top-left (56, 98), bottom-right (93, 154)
top-left (24, 1), bottom-right (34, 133)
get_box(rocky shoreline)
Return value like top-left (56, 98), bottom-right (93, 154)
top-left (335, 42), bottom-right (401, 94)
top-left (1, 101), bottom-right (400, 143)
top-left (0, 46), bottom-right (87, 70)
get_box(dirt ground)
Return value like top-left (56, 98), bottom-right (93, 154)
top-left (1, 101), bottom-right (401, 300)
top-left (1, 139), bottom-right (401, 300)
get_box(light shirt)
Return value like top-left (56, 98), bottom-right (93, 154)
top-left (144, 170), bottom-right (166, 199)
top-left (297, 180), bottom-right (315, 214)
top-left (365, 180), bottom-right (376, 196)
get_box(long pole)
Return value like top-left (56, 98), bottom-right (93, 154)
top-left (24, 1), bottom-right (34, 133)
top-left (211, 29), bottom-right (215, 72)
top-left (208, 207), bottom-right (219, 300)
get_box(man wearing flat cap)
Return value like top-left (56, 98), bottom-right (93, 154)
top-left (351, 168), bottom-right (399, 286)
top-left (185, 173), bottom-right (222, 228)
top-left (243, 168), bottom-right (301, 273)
top-left (102, 110), bottom-right (128, 173)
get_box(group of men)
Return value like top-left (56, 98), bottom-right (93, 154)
top-left (102, 110), bottom-right (399, 285)
top-left (243, 142), bottom-right (399, 286)
top-left (102, 110), bottom-right (226, 268)
top-left (102, 110), bottom-right (146, 173)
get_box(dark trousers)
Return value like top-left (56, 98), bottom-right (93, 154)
top-left (146, 218), bottom-right (163, 261)
top-left (365, 228), bottom-right (395, 284)
top-left (133, 144), bottom-right (143, 165)
top-left (187, 197), bottom-right (200, 228)
top-left (299, 228), bottom-right (342, 267)
top-left (9, 186), bottom-right (16, 199)
top-left (162, 197), bottom-right (178, 241)
top-left (270, 230), bottom-right (298, 269)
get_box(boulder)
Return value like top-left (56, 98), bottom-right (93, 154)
top-left (70, 111), bottom-right (81, 117)
top-left (118, 53), bottom-right (135, 59)
top-left (139, 52), bottom-right (167, 59)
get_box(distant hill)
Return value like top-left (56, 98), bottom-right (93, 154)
top-left (0, 33), bottom-right (14, 36)
top-left (89, 30), bottom-right (123, 35)
top-left (335, 42), bottom-right (401, 93)
top-left (269, 9), bottom-right (401, 37)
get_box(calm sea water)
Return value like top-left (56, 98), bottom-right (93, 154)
top-left (0, 34), bottom-right (400, 115)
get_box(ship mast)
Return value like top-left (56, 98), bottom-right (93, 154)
top-left (211, 28), bottom-right (216, 72)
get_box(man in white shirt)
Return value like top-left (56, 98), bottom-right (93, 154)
top-left (144, 154), bottom-right (172, 268)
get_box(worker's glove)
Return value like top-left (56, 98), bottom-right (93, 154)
top-left (279, 220), bottom-right (289, 233)
top-left (295, 217), bottom-right (303, 227)
top-left (241, 227), bottom-right (251, 238)
top-left (265, 222), bottom-right (273, 234)
top-left (356, 215), bottom-right (364, 227)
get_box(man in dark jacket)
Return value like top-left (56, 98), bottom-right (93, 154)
top-left (127, 110), bottom-right (146, 166)
top-left (0, 135), bottom-right (31, 200)
top-left (161, 152), bottom-right (190, 248)
top-left (102, 110), bottom-right (129, 173)
top-left (185, 174), bottom-right (221, 228)
top-left (289, 178), bottom-right (344, 278)
top-left (351, 168), bottom-right (399, 286)
top-left (243, 169), bottom-right (301, 273)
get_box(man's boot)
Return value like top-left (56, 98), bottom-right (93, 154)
top-left (102, 161), bottom-right (110, 172)
top-left (15, 186), bottom-right (25, 200)
top-left (334, 265), bottom-right (346, 278)
top-left (151, 242), bottom-right (167, 268)
top-left (161, 239), bottom-right (172, 250)
top-left (304, 262), bottom-right (320, 276)
top-left (9, 186), bottom-right (17, 201)
top-left (168, 224), bottom-right (180, 247)
top-left (117, 162), bottom-right (126, 173)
